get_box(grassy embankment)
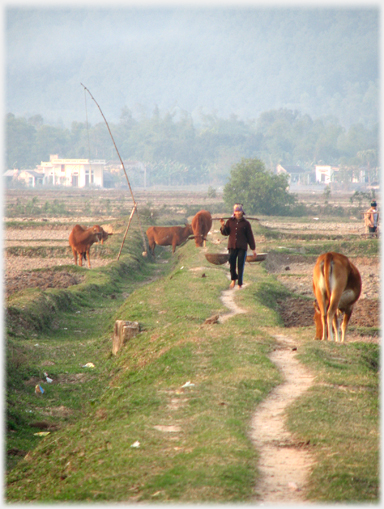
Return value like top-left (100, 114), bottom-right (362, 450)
top-left (6, 218), bottom-right (379, 502)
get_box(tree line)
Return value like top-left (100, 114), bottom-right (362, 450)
top-left (6, 108), bottom-right (379, 187)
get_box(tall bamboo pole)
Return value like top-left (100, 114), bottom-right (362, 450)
top-left (80, 83), bottom-right (148, 258)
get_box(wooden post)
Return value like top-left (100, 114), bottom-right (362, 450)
top-left (117, 203), bottom-right (137, 261)
top-left (112, 320), bottom-right (140, 355)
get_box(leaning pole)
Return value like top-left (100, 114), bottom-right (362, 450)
top-left (81, 83), bottom-right (148, 259)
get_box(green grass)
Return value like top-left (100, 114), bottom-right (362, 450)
top-left (5, 217), bottom-right (380, 503)
top-left (265, 239), bottom-right (379, 258)
top-left (6, 239), bottom-right (281, 502)
top-left (286, 340), bottom-right (379, 502)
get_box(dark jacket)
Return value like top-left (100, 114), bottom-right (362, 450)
top-left (220, 216), bottom-right (256, 251)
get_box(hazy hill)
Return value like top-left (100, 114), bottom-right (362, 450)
top-left (6, 7), bottom-right (378, 128)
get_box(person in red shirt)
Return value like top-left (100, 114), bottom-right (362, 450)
top-left (220, 203), bottom-right (256, 289)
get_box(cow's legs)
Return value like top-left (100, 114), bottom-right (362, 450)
top-left (313, 273), bottom-right (328, 341)
top-left (148, 239), bottom-right (155, 257)
top-left (332, 311), bottom-right (341, 342)
top-left (340, 311), bottom-right (352, 343)
top-left (318, 297), bottom-right (328, 341)
top-left (327, 307), bottom-right (337, 341)
top-left (73, 249), bottom-right (78, 266)
top-left (318, 307), bottom-right (328, 341)
top-left (86, 249), bottom-right (91, 268)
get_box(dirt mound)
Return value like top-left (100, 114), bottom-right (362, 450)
top-left (5, 270), bottom-right (84, 298)
top-left (278, 296), bottom-right (379, 329)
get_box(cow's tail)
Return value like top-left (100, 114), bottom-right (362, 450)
top-left (322, 252), bottom-right (334, 297)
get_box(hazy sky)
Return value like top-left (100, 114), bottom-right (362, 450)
top-left (5, 1), bottom-right (380, 127)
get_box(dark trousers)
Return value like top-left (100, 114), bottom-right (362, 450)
top-left (228, 248), bottom-right (247, 286)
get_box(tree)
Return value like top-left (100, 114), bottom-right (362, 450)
top-left (223, 158), bottom-right (296, 216)
top-left (35, 124), bottom-right (70, 161)
top-left (6, 113), bottom-right (37, 168)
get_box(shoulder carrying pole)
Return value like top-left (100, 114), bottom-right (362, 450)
top-left (211, 215), bottom-right (260, 221)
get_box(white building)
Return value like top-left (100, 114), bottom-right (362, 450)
top-left (3, 169), bottom-right (44, 187)
top-left (37, 154), bottom-right (105, 188)
top-left (315, 165), bottom-right (339, 184)
top-left (276, 164), bottom-right (310, 185)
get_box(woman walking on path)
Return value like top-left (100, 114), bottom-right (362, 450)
top-left (220, 203), bottom-right (256, 289)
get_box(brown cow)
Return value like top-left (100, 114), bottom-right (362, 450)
top-left (313, 252), bottom-right (361, 342)
top-left (146, 224), bottom-right (193, 256)
top-left (191, 210), bottom-right (212, 247)
top-left (69, 224), bottom-right (111, 268)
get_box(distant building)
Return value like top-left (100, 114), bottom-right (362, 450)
top-left (19, 170), bottom-right (45, 187)
top-left (3, 169), bottom-right (44, 187)
top-left (315, 165), bottom-right (339, 184)
top-left (37, 154), bottom-right (105, 188)
top-left (352, 167), bottom-right (367, 184)
top-left (3, 169), bottom-right (19, 186)
top-left (276, 164), bottom-right (310, 185)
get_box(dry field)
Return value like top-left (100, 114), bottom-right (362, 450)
top-left (4, 219), bottom-right (116, 297)
top-left (4, 189), bottom-right (380, 342)
top-left (265, 251), bottom-right (379, 337)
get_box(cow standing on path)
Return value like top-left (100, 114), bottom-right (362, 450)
top-left (146, 224), bottom-right (193, 257)
top-left (69, 224), bottom-right (111, 268)
top-left (313, 252), bottom-right (361, 342)
top-left (191, 210), bottom-right (212, 247)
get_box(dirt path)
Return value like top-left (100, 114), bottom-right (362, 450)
top-left (219, 286), bottom-right (315, 503)
top-left (250, 334), bottom-right (315, 503)
top-left (218, 280), bottom-right (247, 323)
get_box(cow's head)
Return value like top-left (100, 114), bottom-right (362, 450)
top-left (313, 300), bottom-right (322, 340)
top-left (93, 225), bottom-right (113, 244)
top-left (194, 233), bottom-right (205, 247)
top-left (92, 226), bottom-right (103, 243)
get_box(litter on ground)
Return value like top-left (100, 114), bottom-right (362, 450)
top-left (35, 384), bottom-right (44, 395)
top-left (82, 362), bottom-right (95, 368)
